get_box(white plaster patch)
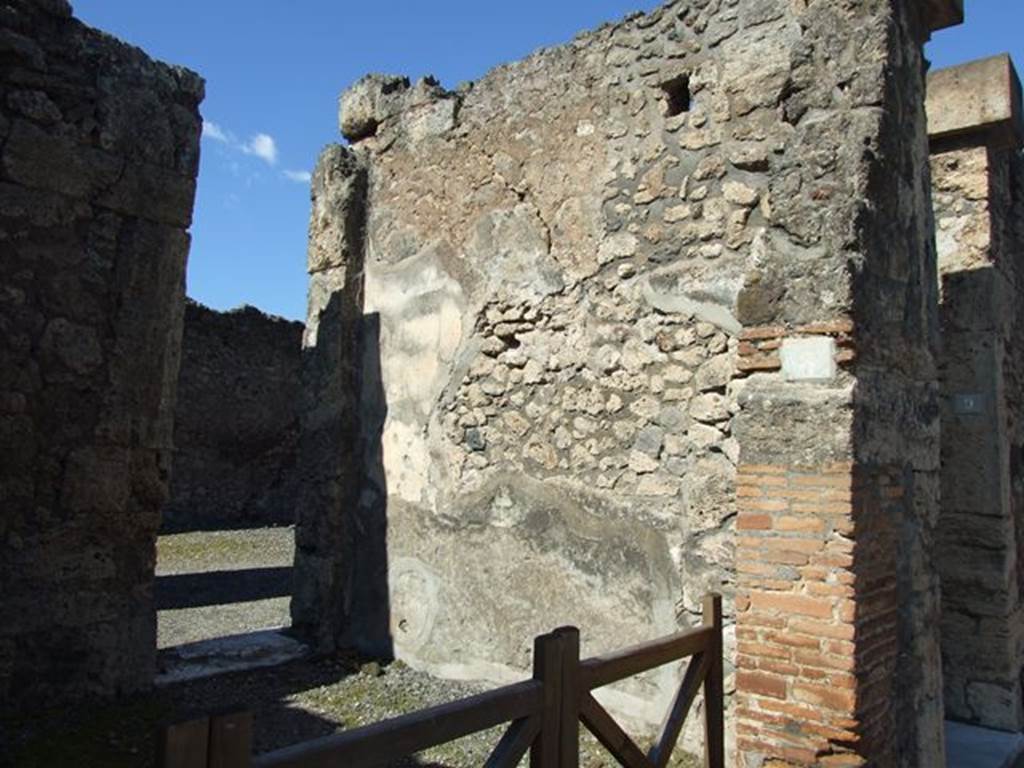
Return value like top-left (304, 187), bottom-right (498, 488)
top-left (780, 337), bottom-right (836, 382)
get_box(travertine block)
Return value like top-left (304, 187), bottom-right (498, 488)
top-left (927, 54), bottom-right (1024, 149)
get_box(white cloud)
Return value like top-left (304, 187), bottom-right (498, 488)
top-left (202, 121), bottom-right (230, 143)
top-left (241, 133), bottom-right (278, 166)
top-left (283, 169), bottom-right (312, 183)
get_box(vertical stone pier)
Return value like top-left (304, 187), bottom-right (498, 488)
top-left (731, 2), bottom-right (960, 765)
top-left (928, 54), bottom-right (1024, 732)
top-left (291, 145), bottom-right (368, 652)
top-left (0, 1), bottom-right (203, 704)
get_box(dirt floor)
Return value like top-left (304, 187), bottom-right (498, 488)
top-left (4, 653), bottom-right (701, 767)
top-left (2, 527), bottom-right (700, 767)
top-left (156, 527), bottom-right (294, 649)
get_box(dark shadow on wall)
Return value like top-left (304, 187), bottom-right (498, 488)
top-left (291, 295), bottom-right (393, 662)
top-left (343, 311), bottom-right (394, 660)
top-left (155, 567), bottom-right (292, 610)
top-left (842, 16), bottom-right (945, 761)
top-left (935, 264), bottom-right (1024, 729)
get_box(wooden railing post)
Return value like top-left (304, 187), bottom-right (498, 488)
top-left (159, 716), bottom-right (211, 768)
top-left (209, 711), bottom-right (253, 768)
top-left (531, 629), bottom-right (564, 767)
top-left (559, 627), bottom-right (581, 768)
top-left (159, 712), bottom-right (252, 768)
top-left (702, 594), bottom-right (724, 768)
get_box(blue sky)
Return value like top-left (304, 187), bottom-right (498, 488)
top-left (71, 1), bottom-right (1022, 322)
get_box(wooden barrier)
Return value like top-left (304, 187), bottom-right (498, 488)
top-left (159, 594), bottom-right (724, 768)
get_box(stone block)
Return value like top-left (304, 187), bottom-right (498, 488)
top-left (780, 337), bottom-right (836, 382)
top-left (923, 0), bottom-right (964, 32)
top-left (927, 55), bottom-right (1024, 150)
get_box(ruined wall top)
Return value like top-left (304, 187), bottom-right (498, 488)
top-left (927, 54), bottom-right (1023, 150)
top-left (924, 0), bottom-right (964, 32)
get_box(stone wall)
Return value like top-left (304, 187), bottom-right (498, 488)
top-left (732, 1), bottom-right (952, 763)
top-left (928, 54), bottom-right (1024, 732)
top-left (296, 0), bottom-right (957, 761)
top-left (0, 0), bottom-right (202, 705)
top-left (164, 300), bottom-right (304, 532)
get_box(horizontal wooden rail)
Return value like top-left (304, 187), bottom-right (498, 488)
top-left (580, 626), bottom-right (715, 691)
top-left (253, 679), bottom-right (543, 768)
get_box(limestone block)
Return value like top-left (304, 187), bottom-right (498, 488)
top-left (307, 144), bottom-right (367, 274)
top-left (780, 337), bottom-right (836, 382)
top-left (927, 55), bottom-right (1023, 150)
top-left (339, 73), bottom-right (410, 141)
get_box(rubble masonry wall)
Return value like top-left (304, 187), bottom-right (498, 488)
top-left (164, 300), bottom-right (303, 533)
top-left (0, 0), bottom-right (202, 705)
top-left (296, 1), bottom-right (948, 762)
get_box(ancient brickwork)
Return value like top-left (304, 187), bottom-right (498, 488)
top-left (731, 0), bottom-right (949, 764)
top-left (0, 0), bottom-right (202, 704)
top-left (929, 55), bottom-right (1024, 732)
top-left (164, 300), bottom-right (303, 532)
top-left (298, 0), bottom-right (952, 760)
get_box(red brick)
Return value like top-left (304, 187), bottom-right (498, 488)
top-left (777, 488), bottom-right (827, 502)
top-left (807, 582), bottom-right (855, 599)
top-left (738, 641), bottom-right (791, 660)
top-left (822, 552), bottom-right (854, 568)
top-left (759, 550), bottom-right (813, 566)
top-left (737, 513), bottom-right (773, 531)
top-left (740, 325), bottom-right (786, 341)
top-left (826, 640), bottom-right (856, 656)
top-left (776, 516), bottom-right (826, 533)
top-left (766, 630), bottom-right (822, 649)
top-left (791, 501), bottom-right (853, 515)
top-left (829, 672), bottom-right (858, 689)
top-left (799, 565), bottom-right (830, 582)
top-left (819, 755), bottom-right (866, 768)
top-left (737, 561), bottom-right (781, 575)
top-left (790, 474), bottom-right (853, 489)
top-left (751, 592), bottom-right (834, 618)
top-left (758, 659), bottom-right (801, 677)
top-left (757, 698), bottom-right (832, 725)
top-left (739, 536), bottom-right (824, 554)
top-left (745, 578), bottom-right (801, 592)
top-left (740, 498), bottom-right (789, 512)
top-left (793, 682), bottom-right (857, 713)
top-left (737, 354), bottom-right (781, 372)
top-left (743, 612), bottom-right (790, 629)
top-left (793, 649), bottom-right (855, 672)
top-left (790, 618), bottom-right (855, 641)
top-left (737, 670), bottom-right (787, 699)
top-left (797, 319), bottom-right (855, 335)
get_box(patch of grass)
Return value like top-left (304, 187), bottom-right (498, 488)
top-left (156, 527), bottom-right (294, 573)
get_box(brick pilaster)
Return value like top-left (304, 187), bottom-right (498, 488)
top-left (735, 463), bottom-right (906, 766)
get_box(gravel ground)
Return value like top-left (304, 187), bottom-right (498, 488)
top-left (157, 599), bottom-right (293, 648)
top-left (4, 654), bottom-right (700, 767)
top-left (4, 528), bottom-right (700, 766)
top-left (156, 526), bottom-right (294, 575)
top-left (156, 527), bottom-right (295, 649)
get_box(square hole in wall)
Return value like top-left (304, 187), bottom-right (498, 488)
top-left (659, 74), bottom-right (691, 117)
